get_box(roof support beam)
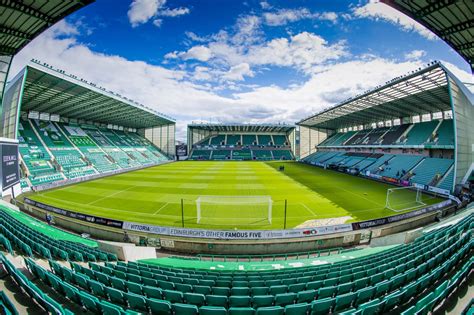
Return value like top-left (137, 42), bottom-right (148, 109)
top-left (0, 25), bottom-right (32, 40)
top-left (409, 0), bottom-right (457, 19)
top-left (0, 1), bottom-right (54, 23)
top-left (438, 20), bottom-right (474, 37)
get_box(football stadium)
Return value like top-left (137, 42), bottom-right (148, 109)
top-left (0, 1), bottom-right (473, 315)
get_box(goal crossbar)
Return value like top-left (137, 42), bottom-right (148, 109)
top-left (196, 195), bottom-right (273, 224)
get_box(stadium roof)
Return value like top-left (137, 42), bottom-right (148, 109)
top-left (11, 60), bottom-right (174, 129)
top-left (382, 0), bottom-right (473, 71)
top-left (298, 62), bottom-right (453, 130)
top-left (0, 0), bottom-right (94, 55)
top-left (188, 123), bottom-right (295, 133)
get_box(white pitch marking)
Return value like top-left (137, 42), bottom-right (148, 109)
top-left (300, 203), bottom-right (317, 216)
top-left (153, 203), bottom-right (169, 215)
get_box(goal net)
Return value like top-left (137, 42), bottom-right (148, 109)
top-left (385, 186), bottom-right (426, 212)
top-left (196, 195), bottom-right (273, 226)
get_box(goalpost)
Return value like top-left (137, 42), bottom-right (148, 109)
top-left (196, 195), bottom-right (273, 225)
top-left (385, 186), bottom-right (426, 212)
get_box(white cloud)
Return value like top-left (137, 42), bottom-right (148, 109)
top-left (128, 0), bottom-right (163, 27)
top-left (223, 63), bottom-right (254, 81)
top-left (260, 1), bottom-right (271, 10)
top-left (176, 31), bottom-right (347, 75)
top-left (158, 7), bottom-right (190, 17)
top-left (127, 0), bottom-right (189, 28)
top-left (404, 50), bottom-right (426, 60)
top-left (152, 19), bottom-right (163, 28)
top-left (263, 8), bottom-right (338, 26)
top-left (352, 0), bottom-right (437, 40)
top-left (179, 45), bottom-right (213, 62)
top-left (9, 21), bottom-right (472, 141)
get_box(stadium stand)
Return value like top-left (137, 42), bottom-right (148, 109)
top-left (190, 134), bottom-right (293, 161)
top-left (380, 125), bottom-right (410, 145)
top-left (402, 121), bottom-right (439, 146)
top-left (17, 120), bottom-right (64, 187)
top-left (17, 119), bottom-right (171, 190)
top-left (318, 120), bottom-right (454, 148)
top-left (408, 158), bottom-right (454, 186)
top-left (0, 204), bottom-right (116, 262)
top-left (6, 211), bottom-right (468, 314)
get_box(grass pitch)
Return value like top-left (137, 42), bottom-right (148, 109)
top-left (28, 161), bottom-right (443, 229)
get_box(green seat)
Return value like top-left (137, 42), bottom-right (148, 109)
top-left (337, 282), bottom-right (353, 295)
top-left (288, 283), bottom-right (305, 293)
top-left (127, 281), bottom-right (143, 295)
top-left (374, 280), bottom-right (391, 297)
top-left (105, 287), bottom-right (126, 305)
top-left (382, 290), bottom-right (403, 312)
top-left (284, 303), bottom-right (310, 315)
top-left (414, 292), bottom-right (435, 315)
top-left (229, 307), bottom-right (255, 315)
top-left (232, 287), bottom-right (250, 296)
top-left (195, 285), bottom-right (212, 295)
top-left (110, 277), bottom-right (126, 291)
top-left (173, 303), bottom-right (199, 315)
top-left (306, 281), bottom-right (322, 291)
top-left (213, 287), bottom-right (231, 296)
top-left (143, 285), bottom-right (162, 299)
top-left (354, 277), bottom-right (369, 291)
top-left (400, 306), bottom-right (416, 315)
top-left (256, 306), bottom-right (283, 314)
top-left (199, 306), bottom-right (227, 315)
top-left (46, 273), bottom-right (63, 294)
top-left (88, 280), bottom-right (106, 298)
top-left (252, 295), bottom-right (274, 308)
top-left (311, 297), bottom-right (335, 315)
top-left (274, 292), bottom-right (296, 306)
top-left (96, 272), bottom-right (111, 286)
top-left (163, 289), bottom-right (184, 303)
top-left (206, 295), bottom-right (228, 307)
top-left (176, 283), bottom-right (193, 293)
top-left (184, 292), bottom-right (206, 306)
top-left (79, 292), bottom-right (100, 313)
top-left (125, 292), bottom-right (147, 312)
top-left (251, 287), bottom-right (268, 295)
top-left (269, 285), bottom-right (287, 295)
top-left (73, 273), bottom-right (90, 291)
top-left (62, 282), bottom-right (80, 304)
top-left (230, 296), bottom-right (251, 307)
top-left (317, 286), bottom-right (336, 299)
top-left (146, 298), bottom-right (172, 314)
top-left (297, 290), bottom-right (316, 303)
top-left (100, 300), bottom-right (125, 315)
top-left (334, 292), bottom-right (356, 312)
top-left (356, 287), bottom-right (374, 306)
top-left (359, 299), bottom-right (384, 315)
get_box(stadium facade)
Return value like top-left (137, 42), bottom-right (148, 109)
top-left (187, 123), bottom-right (296, 161)
top-left (298, 62), bottom-right (473, 195)
top-left (1, 60), bottom-right (175, 195)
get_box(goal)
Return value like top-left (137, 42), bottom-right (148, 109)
top-left (196, 195), bottom-right (273, 225)
top-left (385, 186), bottom-right (426, 212)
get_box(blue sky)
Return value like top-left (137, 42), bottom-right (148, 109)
top-left (11, 0), bottom-right (473, 140)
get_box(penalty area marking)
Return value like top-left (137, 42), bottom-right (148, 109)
top-left (300, 203), bottom-right (317, 216)
top-left (153, 203), bottom-right (169, 215)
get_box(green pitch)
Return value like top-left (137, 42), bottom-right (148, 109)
top-left (28, 161), bottom-right (443, 230)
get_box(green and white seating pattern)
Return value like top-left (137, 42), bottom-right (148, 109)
top-left (21, 213), bottom-right (474, 315)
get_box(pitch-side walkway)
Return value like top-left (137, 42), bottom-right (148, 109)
top-left (140, 244), bottom-right (399, 272)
